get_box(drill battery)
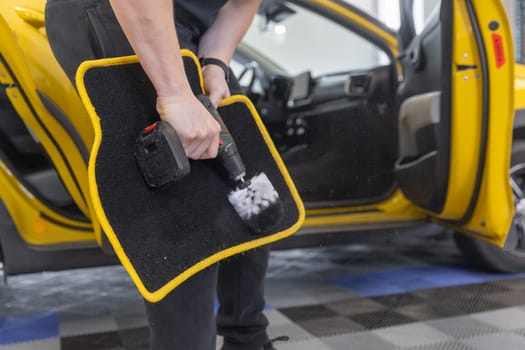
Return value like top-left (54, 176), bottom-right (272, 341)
top-left (135, 121), bottom-right (190, 189)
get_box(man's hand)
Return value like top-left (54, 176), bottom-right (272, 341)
top-left (202, 64), bottom-right (231, 107)
top-left (157, 93), bottom-right (221, 160)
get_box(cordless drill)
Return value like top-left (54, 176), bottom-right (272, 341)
top-left (135, 94), bottom-right (246, 189)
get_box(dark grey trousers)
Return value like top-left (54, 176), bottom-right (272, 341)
top-left (45, 1), bottom-right (270, 349)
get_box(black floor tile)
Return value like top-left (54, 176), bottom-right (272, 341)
top-left (61, 331), bottom-right (123, 350)
top-left (325, 297), bottom-right (387, 316)
top-left (279, 304), bottom-right (338, 322)
top-left (483, 290), bottom-right (525, 307)
top-left (445, 296), bottom-right (507, 314)
top-left (349, 309), bottom-right (416, 330)
top-left (394, 302), bottom-right (466, 321)
top-left (373, 293), bottom-right (429, 308)
top-left (119, 327), bottom-right (149, 348)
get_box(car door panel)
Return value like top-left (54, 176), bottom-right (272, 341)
top-left (395, 0), bottom-right (515, 246)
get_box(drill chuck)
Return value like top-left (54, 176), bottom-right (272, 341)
top-left (218, 143), bottom-right (246, 182)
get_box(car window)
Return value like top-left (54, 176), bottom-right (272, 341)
top-left (240, 2), bottom-right (391, 77)
top-left (342, 0), bottom-right (441, 33)
top-left (513, 0), bottom-right (524, 64)
top-left (343, 0), bottom-right (400, 30)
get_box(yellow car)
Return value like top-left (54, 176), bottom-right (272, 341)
top-left (0, 0), bottom-right (524, 278)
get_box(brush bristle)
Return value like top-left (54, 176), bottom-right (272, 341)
top-left (228, 173), bottom-right (283, 233)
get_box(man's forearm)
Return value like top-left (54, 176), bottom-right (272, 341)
top-left (109, 0), bottom-right (191, 98)
top-left (198, 0), bottom-right (261, 64)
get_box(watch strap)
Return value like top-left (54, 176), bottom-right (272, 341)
top-left (199, 57), bottom-right (230, 82)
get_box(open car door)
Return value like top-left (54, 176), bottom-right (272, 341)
top-left (395, 0), bottom-right (515, 247)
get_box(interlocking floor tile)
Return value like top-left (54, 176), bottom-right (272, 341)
top-left (373, 323), bottom-right (454, 348)
top-left (394, 303), bottom-right (465, 321)
top-left (491, 278), bottom-right (525, 291)
top-left (119, 327), bottom-right (149, 348)
top-left (61, 331), bottom-right (123, 350)
top-left (470, 307), bottom-right (525, 330)
top-left (279, 304), bottom-right (338, 322)
top-left (325, 297), bottom-right (387, 316)
top-left (402, 341), bottom-right (477, 350)
top-left (459, 332), bottom-right (525, 350)
top-left (0, 338), bottom-right (60, 350)
top-left (322, 331), bottom-right (396, 350)
top-left (350, 309), bottom-right (417, 330)
top-left (59, 313), bottom-right (118, 337)
top-left (4, 238), bottom-right (525, 350)
top-left (265, 309), bottom-right (314, 342)
top-left (373, 293), bottom-right (429, 308)
top-left (483, 290), bottom-right (525, 307)
top-left (275, 337), bottom-right (334, 350)
top-left (295, 315), bottom-right (365, 337)
top-left (425, 315), bottom-right (500, 339)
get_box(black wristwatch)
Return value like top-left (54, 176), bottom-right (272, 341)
top-left (199, 57), bottom-right (230, 82)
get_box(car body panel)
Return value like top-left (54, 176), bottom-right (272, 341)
top-left (516, 64), bottom-right (525, 110)
top-left (450, 0), bottom-right (514, 246)
top-left (0, 1), bottom-right (101, 247)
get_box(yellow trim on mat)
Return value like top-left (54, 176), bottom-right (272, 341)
top-left (76, 51), bottom-right (305, 302)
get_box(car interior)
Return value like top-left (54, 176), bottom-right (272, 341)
top-left (233, 0), bottom-right (442, 209)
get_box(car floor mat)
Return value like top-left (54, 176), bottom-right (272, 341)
top-left (76, 50), bottom-right (304, 302)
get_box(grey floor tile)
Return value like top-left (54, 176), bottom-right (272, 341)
top-left (401, 341), bottom-right (477, 350)
top-left (60, 313), bottom-right (118, 337)
top-left (373, 323), bottom-right (454, 348)
top-left (470, 307), bottom-right (525, 330)
top-left (275, 338), bottom-right (334, 350)
top-left (0, 338), bottom-right (60, 350)
top-left (267, 322), bottom-right (314, 343)
top-left (426, 315), bottom-right (500, 339)
top-left (266, 279), bottom-right (356, 308)
top-left (265, 310), bottom-right (314, 342)
top-left (459, 332), bottom-right (525, 350)
top-left (322, 331), bottom-right (396, 350)
top-left (297, 315), bottom-right (366, 337)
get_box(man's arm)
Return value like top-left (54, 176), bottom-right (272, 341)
top-left (198, 0), bottom-right (262, 106)
top-left (109, 0), bottom-right (220, 160)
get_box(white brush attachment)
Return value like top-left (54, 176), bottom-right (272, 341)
top-left (228, 173), bottom-right (283, 233)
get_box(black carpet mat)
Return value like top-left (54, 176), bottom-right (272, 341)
top-left (78, 53), bottom-right (303, 301)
